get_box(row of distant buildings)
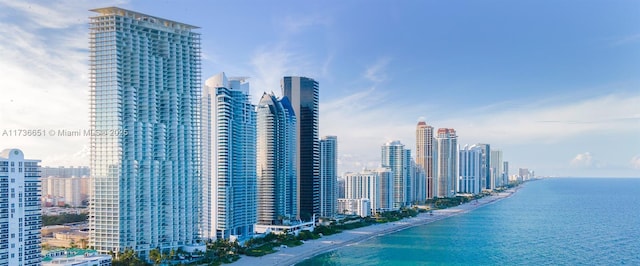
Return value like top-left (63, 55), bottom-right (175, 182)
top-left (335, 123), bottom-right (522, 217)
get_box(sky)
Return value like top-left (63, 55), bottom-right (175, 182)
top-left (0, 0), bottom-right (638, 177)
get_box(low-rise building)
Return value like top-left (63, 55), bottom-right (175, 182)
top-left (42, 248), bottom-right (111, 266)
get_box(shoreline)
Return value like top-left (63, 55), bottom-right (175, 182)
top-left (231, 187), bottom-right (521, 266)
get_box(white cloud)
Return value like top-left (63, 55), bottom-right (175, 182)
top-left (570, 152), bottom-right (596, 168)
top-left (248, 45), bottom-right (315, 102)
top-left (441, 93), bottom-right (640, 145)
top-left (364, 57), bottom-right (391, 83)
top-left (0, 1), bottom-right (128, 166)
top-left (321, 88), bottom-right (640, 174)
top-left (631, 155), bottom-right (640, 170)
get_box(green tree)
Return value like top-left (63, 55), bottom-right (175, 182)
top-left (149, 248), bottom-right (162, 265)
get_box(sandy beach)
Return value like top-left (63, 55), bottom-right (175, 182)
top-left (231, 188), bottom-right (518, 266)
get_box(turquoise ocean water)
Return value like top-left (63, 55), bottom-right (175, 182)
top-left (299, 178), bottom-right (640, 265)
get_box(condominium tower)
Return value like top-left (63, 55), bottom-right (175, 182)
top-left (434, 129), bottom-right (458, 198)
top-left (256, 92), bottom-right (297, 225)
top-left (459, 145), bottom-right (483, 195)
top-left (320, 136), bottom-right (338, 217)
top-left (202, 73), bottom-right (257, 239)
top-left (282, 76), bottom-right (320, 220)
top-left (381, 141), bottom-right (411, 208)
top-left (415, 121), bottom-right (435, 199)
top-left (490, 149), bottom-right (504, 188)
top-left (342, 168), bottom-right (394, 214)
top-left (0, 149), bottom-right (41, 266)
top-left (89, 7), bottom-right (201, 255)
top-left (474, 144), bottom-right (491, 190)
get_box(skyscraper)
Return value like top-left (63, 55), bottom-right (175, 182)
top-left (459, 145), bottom-right (482, 195)
top-left (434, 128), bottom-right (458, 198)
top-left (490, 149), bottom-right (504, 188)
top-left (202, 73), bottom-right (257, 240)
top-left (474, 144), bottom-right (492, 190)
top-left (282, 76), bottom-right (319, 221)
top-left (381, 141), bottom-right (411, 208)
top-left (320, 136), bottom-right (337, 218)
top-left (1, 149), bottom-right (41, 266)
top-left (89, 7), bottom-right (201, 255)
top-left (503, 161), bottom-right (510, 186)
top-left (256, 92), bottom-right (297, 225)
top-left (416, 121), bottom-right (435, 199)
top-left (411, 160), bottom-right (426, 203)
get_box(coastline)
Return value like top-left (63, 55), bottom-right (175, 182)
top-left (231, 187), bottom-right (520, 266)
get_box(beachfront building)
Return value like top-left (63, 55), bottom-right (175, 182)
top-left (256, 92), bottom-right (297, 225)
top-left (381, 141), bottom-right (412, 208)
top-left (376, 168), bottom-right (395, 211)
top-left (411, 161), bottom-right (426, 203)
top-left (320, 136), bottom-right (338, 218)
top-left (416, 121), bottom-right (435, 199)
top-left (459, 145), bottom-right (483, 195)
top-left (490, 149), bottom-right (504, 188)
top-left (202, 72), bottom-right (257, 240)
top-left (337, 198), bottom-right (371, 217)
top-left (89, 7), bottom-right (201, 255)
top-left (472, 144), bottom-right (491, 190)
top-left (1, 148), bottom-right (41, 266)
top-left (282, 76), bottom-right (320, 221)
top-left (434, 129), bottom-right (458, 198)
top-left (503, 161), bottom-right (510, 185)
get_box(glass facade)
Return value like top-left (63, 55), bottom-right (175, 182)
top-left (89, 7), bottom-right (201, 255)
top-left (281, 77), bottom-right (319, 221)
top-left (201, 73), bottom-right (256, 240)
top-left (435, 129), bottom-right (458, 198)
top-left (256, 93), bottom-right (297, 225)
top-left (320, 136), bottom-right (337, 217)
top-left (459, 145), bottom-right (482, 195)
top-left (381, 141), bottom-right (411, 209)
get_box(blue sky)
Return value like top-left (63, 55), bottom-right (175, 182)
top-left (0, 0), bottom-right (638, 177)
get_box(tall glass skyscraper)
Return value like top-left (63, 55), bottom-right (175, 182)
top-left (281, 77), bottom-right (319, 221)
top-left (490, 149), bottom-right (504, 188)
top-left (459, 145), bottom-right (482, 195)
top-left (381, 141), bottom-right (411, 209)
top-left (256, 92), bottom-right (297, 225)
top-left (320, 136), bottom-right (337, 218)
top-left (474, 143), bottom-right (491, 190)
top-left (416, 121), bottom-right (435, 199)
top-left (89, 7), bottom-right (201, 255)
top-left (202, 73), bottom-right (256, 240)
top-left (434, 128), bottom-right (458, 198)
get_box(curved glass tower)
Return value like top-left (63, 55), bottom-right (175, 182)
top-left (256, 93), bottom-right (297, 225)
top-left (202, 73), bottom-right (256, 240)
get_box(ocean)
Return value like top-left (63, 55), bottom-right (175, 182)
top-left (299, 178), bottom-right (640, 265)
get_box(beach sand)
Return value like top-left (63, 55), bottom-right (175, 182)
top-left (231, 188), bottom-right (517, 266)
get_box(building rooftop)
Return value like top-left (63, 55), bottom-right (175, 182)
top-left (90, 6), bottom-right (199, 30)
